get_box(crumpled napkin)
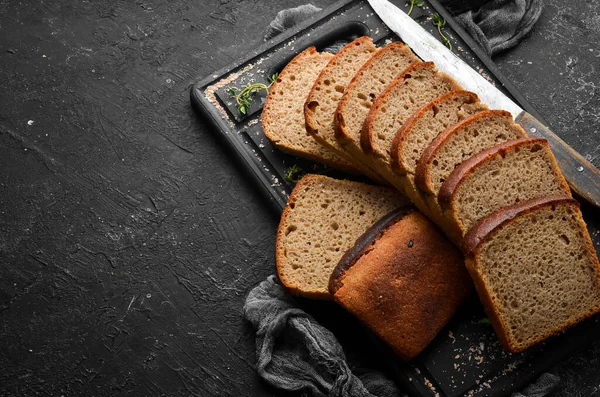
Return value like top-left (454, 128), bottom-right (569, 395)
top-left (455, 0), bottom-right (543, 56)
top-left (244, 275), bottom-right (559, 397)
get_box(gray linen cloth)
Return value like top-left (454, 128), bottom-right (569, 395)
top-left (264, 1), bottom-right (543, 57)
top-left (455, 0), bottom-right (543, 56)
top-left (243, 276), bottom-right (559, 397)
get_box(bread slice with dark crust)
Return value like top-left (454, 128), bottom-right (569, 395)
top-left (262, 47), bottom-right (357, 173)
top-left (334, 42), bottom-right (420, 171)
top-left (439, 138), bottom-right (571, 239)
top-left (276, 174), bottom-right (409, 299)
top-left (329, 208), bottom-right (473, 360)
top-left (415, 110), bottom-right (527, 205)
top-left (360, 62), bottom-right (463, 192)
top-left (413, 110), bottom-right (527, 231)
top-left (462, 196), bottom-right (600, 352)
top-left (304, 37), bottom-right (384, 183)
top-left (382, 90), bottom-right (486, 224)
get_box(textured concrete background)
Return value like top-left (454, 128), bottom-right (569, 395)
top-left (0, 0), bottom-right (598, 396)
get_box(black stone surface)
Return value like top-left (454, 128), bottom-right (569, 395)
top-left (0, 1), bottom-right (598, 396)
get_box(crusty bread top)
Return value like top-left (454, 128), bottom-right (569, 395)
top-left (305, 37), bottom-right (377, 151)
top-left (389, 89), bottom-right (485, 175)
top-left (329, 209), bottom-right (472, 360)
top-left (334, 42), bottom-right (419, 145)
top-left (414, 110), bottom-right (527, 197)
top-left (261, 47), bottom-right (356, 172)
top-left (461, 195), bottom-right (578, 257)
top-left (275, 174), bottom-right (408, 299)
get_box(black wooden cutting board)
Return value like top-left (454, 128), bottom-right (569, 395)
top-left (190, 0), bottom-right (600, 395)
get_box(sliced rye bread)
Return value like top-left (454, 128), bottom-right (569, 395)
top-left (304, 37), bottom-right (385, 183)
top-left (462, 195), bottom-right (600, 352)
top-left (329, 208), bottom-right (472, 360)
top-left (384, 90), bottom-right (486, 224)
top-left (334, 42), bottom-right (420, 172)
top-left (439, 138), bottom-right (572, 239)
top-left (262, 47), bottom-right (357, 173)
top-left (361, 62), bottom-right (463, 192)
top-left (413, 110), bottom-right (526, 230)
top-left (276, 174), bottom-right (409, 299)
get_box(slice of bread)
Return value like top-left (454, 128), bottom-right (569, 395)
top-left (276, 174), bottom-right (409, 299)
top-left (384, 90), bottom-right (486, 223)
top-left (462, 196), bottom-right (600, 352)
top-left (262, 47), bottom-right (357, 173)
top-left (329, 208), bottom-right (473, 360)
top-left (304, 37), bottom-right (385, 183)
top-left (439, 138), bottom-right (572, 238)
top-left (415, 110), bottom-right (528, 212)
top-left (361, 62), bottom-right (463, 191)
top-left (334, 42), bottom-right (420, 170)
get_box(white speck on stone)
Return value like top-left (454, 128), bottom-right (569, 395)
top-left (42, 55), bottom-right (46, 58)
top-left (166, 78), bottom-right (173, 84)
top-left (27, 120), bottom-right (34, 126)
top-left (146, 293), bottom-right (151, 298)
top-left (527, 61), bottom-right (532, 64)
top-left (529, 127), bottom-right (537, 133)
top-left (577, 166), bottom-right (584, 172)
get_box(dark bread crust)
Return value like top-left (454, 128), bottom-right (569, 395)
top-left (389, 90), bottom-right (480, 174)
top-left (461, 195), bottom-right (579, 257)
top-left (460, 196), bottom-right (600, 352)
top-left (333, 42), bottom-right (411, 143)
top-left (330, 210), bottom-right (473, 360)
top-left (437, 138), bottom-right (552, 210)
top-left (414, 110), bottom-right (525, 196)
top-left (328, 207), bottom-right (415, 294)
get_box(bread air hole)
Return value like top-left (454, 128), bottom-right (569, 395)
top-left (285, 225), bottom-right (297, 236)
top-left (306, 101), bottom-right (319, 112)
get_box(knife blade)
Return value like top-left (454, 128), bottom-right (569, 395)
top-left (368, 0), bottom-right (600, 208)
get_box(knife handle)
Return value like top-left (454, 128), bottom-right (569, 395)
top-left (516, 112), bottom-right (600, 208)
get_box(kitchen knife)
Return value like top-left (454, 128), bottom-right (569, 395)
top-left (368, 0), bottom-right (600, 208)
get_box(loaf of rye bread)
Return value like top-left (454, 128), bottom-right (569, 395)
top-left (329, 207), bottom-right (473, 360)
top-left (462, 196), bottom-right (600, 352)
top-left (275, 174), bottom-right (408, 299)
top-left (262, 47), bottom-right (357, 173)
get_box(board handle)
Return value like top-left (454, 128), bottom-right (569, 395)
top-left (516, 112), bottom-right (600, 208)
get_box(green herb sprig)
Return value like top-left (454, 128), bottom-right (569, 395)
top-left (228, 73), bottom-right (279, 115)
top-left (431, 13), bottom-right (452, 51)
top-left (407, 0), bottom-right (424, 16)
top-left (284, 164), bottom-right (305, 183)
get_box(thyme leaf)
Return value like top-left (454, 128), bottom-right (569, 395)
top-left (228, 73), bottom-right (279, 115)
top-left (407, 0), bottom-right (424, 16)
top-left (285, 164), bottom-right (305, 183)
top-left (431, 13), bottom-right (452, 51)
